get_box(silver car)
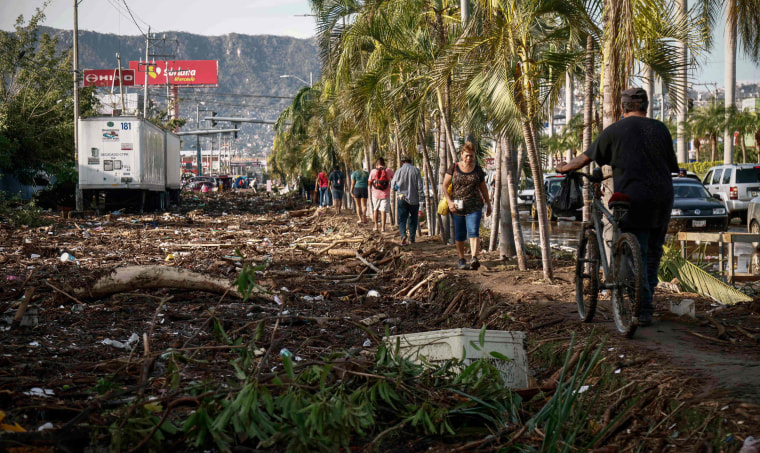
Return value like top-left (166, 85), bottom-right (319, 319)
top-left (702, 164), bottom-right (760, 224)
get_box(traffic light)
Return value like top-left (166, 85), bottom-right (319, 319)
top-left (233, 128), bottom-right (238, 139)
top-left (688, 98), bottom-right (694, 112)
top-left (209, 111), bottom-right (217, 127)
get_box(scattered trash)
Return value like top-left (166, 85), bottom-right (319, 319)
top-left (302, 295), bottom-right (324, 302)
top-left (6, 276), bottom-right (19, 281)
top-left (165, 254), bottom-right (175, 261)
top-left (280, 348), bottom-right (293, 358)
top-left (23, 388), bottom-right (54, 398)
top-left (367, 290), bottom-right (380, 298)
top-left (360, 313), bottom-right (387, 326)
top-left (273, 295), bottom-right (282, 305)
top-left (669, 299), bottom-right (695, 318)
top-left (1, 308), bottom-right (38, 327)
top-left (305, 267), bottom-right (313, 272)
top-left (101, 333), bottom-right (140, 350)
top-left (30, 254), bottom-right (40, 259)
top-left (740, 436), bottom-right (760, 453)
top-left (60, 253), bottom-right (77, 263)
top-left (362, 339), bottom-right (372, 347)
top-left (37, 422), bottom-right (54, 431)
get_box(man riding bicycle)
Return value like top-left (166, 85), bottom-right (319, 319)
top-left (556, 87), bottom-right (679, 326)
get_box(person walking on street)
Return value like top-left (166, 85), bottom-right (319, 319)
top-left (555, 87), bottom-right (679, 327)
top-left (391, 156), bottom-right (425, 245)
top-left (316, 171), bottom-right (330, 207)
top-left (442, 142), bottom-right (492, 270)
top-left (350, 167), bottom-right (370, 224)
top-left (328, 165), bottom-right (346, 214)
top-left (368, 157), bottom-right (394, 232)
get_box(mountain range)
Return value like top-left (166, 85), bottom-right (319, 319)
top-left (45, 27), bottom-right (321, 156)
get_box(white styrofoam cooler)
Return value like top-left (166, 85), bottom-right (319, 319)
top-left (386, 328), bottom-right (529, 388)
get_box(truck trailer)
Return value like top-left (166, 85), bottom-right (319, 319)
top-left (77, 117), bottom-right (180, 211)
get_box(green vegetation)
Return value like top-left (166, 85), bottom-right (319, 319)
top-left (0, 9), bottom-right (98, 187)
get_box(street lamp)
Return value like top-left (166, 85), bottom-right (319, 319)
top-left (280, 72), bottom-right (313, 87)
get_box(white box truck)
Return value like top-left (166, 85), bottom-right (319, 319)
top-left (77, 117), bottom-right (180, 211)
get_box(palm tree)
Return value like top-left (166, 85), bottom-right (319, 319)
top-left (697, 0), bottom-right (760, 163)
top-left (687, 104), bottom-right (726, 162)
top-left (436, 0), bottom-right (598, 280)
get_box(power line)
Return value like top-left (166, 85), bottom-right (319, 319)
top-left (121, 0), bottom-right (148, 38)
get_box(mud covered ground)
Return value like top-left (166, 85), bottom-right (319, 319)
top-left (1, 190), bottom-right (760, 452)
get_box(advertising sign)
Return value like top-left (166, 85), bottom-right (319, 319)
top-left (83, 69), bottom-right (136, 87)
top-left (128, 60), bottom-right (218, 86)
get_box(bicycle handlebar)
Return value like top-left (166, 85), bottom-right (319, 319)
top-left (564, 168), bottom-right (604, 183)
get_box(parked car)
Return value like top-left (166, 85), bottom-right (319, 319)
top-left (745, 196), bottom-right (760, 234)
top-left (517, 178), bottom-right (535, 209)
top-left (182, 176), bottom-right (216, 192)
top-left (531, 174), bottom-right (582, 221)
top-left (701, 164), bottom-right (760, 223)
top-left (669, 177), bottom-right (728, 233)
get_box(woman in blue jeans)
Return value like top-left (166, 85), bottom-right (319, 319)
top-left (442, 142), bottom-right (492, 269)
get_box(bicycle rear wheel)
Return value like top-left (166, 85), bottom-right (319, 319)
top-left (612, 233), bottom-right (644, 337)
top-left (575, 228), bottom-right (600, 322)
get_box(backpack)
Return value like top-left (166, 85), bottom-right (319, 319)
top-left (372, 168), bottom-right (389, 190)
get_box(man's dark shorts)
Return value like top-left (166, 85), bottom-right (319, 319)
top-left (332, 189), bottom-right (344, 201)
top-left (352, 187), bottom-right (368, 199)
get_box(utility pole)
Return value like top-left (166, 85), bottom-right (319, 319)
top-left (116, 53), bottom-right (125, 113)
top-left (143, 26), bottom-right (150, 118)
top-left (196, 104), bottom-right (202, 176)
top-left (74, 0), bottom-right (82, 211)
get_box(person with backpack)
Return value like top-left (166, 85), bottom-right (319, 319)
top-left (315, 171), bottom-right (330, 207)
top-left (328, 165), bottom-right (346, 214)
top-left (368, 157), bottom-right (394, 232)
top-left (350, 166), bottom-right (370, 224)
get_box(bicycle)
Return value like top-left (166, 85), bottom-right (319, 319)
top-left (571, 168), bottom-right (645, 338)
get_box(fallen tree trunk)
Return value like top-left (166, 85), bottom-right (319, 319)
top-left (73, 265), bottom-right (260, 301)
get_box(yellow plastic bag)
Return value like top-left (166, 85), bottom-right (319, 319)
top-left (436, 184), bottom-right (453, 215)
top-left (437, 197), bottom-right (449, 215)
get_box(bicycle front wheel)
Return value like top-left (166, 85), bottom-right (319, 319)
top-left (575, 228), bottom-right (600, 322)
top-left (612, 233), bottom-right (644, 337)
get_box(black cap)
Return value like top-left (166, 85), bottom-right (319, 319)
top-left (621, 87), bottom-right (648, 103)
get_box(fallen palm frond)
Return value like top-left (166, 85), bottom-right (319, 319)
top-left (659, 246), bottom-right (751, 305)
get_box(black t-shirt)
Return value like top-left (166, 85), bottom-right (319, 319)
top-left (584, 116), bottom-right (679, 229)
top-left (329, 170), bottom-right (345, 190)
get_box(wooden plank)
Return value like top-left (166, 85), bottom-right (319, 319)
top-left (721, 233), bottom-right (760, 244)
top-left (676, 232), bottom-right (722, 242)
top-left (730, 274), bottom-right (760, 282)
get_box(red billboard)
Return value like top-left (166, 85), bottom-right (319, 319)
top-left (128, 60), bottom-right (218, 86)
top-left (83, 69), bottom-right (136, 87)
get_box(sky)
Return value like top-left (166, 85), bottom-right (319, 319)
top-left (1, 0), bottom-right (758, 88)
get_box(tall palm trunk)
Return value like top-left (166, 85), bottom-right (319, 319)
top-left (711, 134), bottom-right (717, 161)
top-left (724, 0), bottom-right (737, 164)
top-left (645, 65), bottom-right (655, 118)
top-left (344, 159), bottom-right (353, 210)
top-left (565, 71), bottom-right (574, 161)
top-left (602, 0), bottom-right (622, 130)
top-left (418, 124), bottom-right (439, 237)
top-left (436, 114), bottom-right (451, 242)
top-left (583, 35), bottom-right (595, 222)
top-left (489, 140), bottom-right (503, 251)
top-left (502, 135), bottom-right (527, 269)
top-left (522, 120), bottom-right (553, 281)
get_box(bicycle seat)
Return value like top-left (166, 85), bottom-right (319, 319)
top-left (608, 192), bottom-right (632, 210)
